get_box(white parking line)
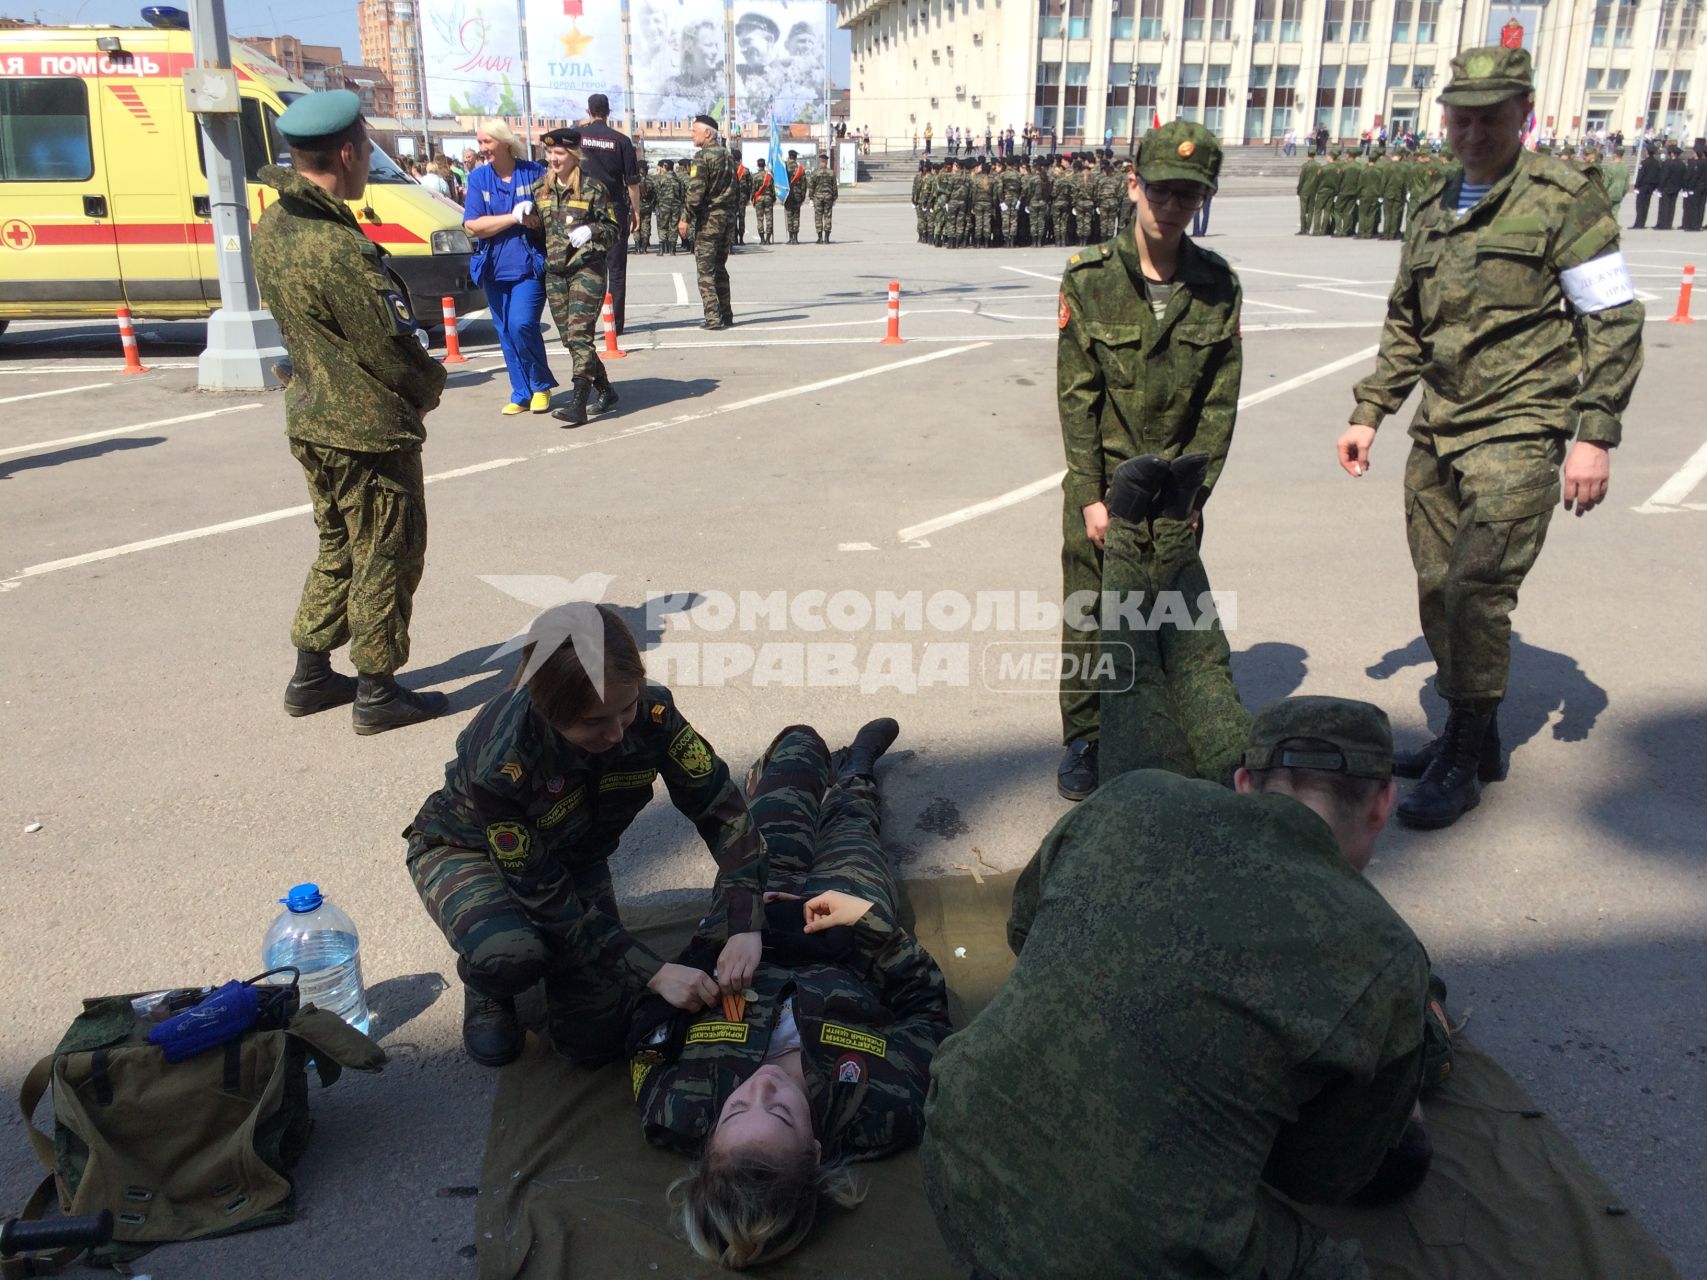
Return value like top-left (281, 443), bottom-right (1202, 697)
top-left (1635, 438), bottom-right (1707, 513)
top-left (0, 382), bottom-right (113, 405)
top-left (1000, 265), bottom-right (1063, 283)
top-left (892, 343), bottom-right (1380, 545)
top-left (6, 344), bottom-right (988, 586)
top-left (0, 403), bottom-right (261, 460)
top-left (673, 272), bottom-right (690, 306)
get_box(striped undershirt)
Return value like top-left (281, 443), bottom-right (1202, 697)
top-left (1456, 180), bottom-right (1492, 213)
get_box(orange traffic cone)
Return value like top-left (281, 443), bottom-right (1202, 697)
top-left (601, 293), bottom-right (627, 358)
top-left (441, 296), bottom-right (469, 362)
top-left (115, 306), bottom-right (149, 374)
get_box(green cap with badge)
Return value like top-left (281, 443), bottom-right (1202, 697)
top-left (1243, 695), bottom-right (1394, 781)
top-left (276, 89), bottom-right (363, 142)
top-left (1438, 45), bottom-right (1535, 107)
top-left (1136, 119), bottom-right (1223, 192)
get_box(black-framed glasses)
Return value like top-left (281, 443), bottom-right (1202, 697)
top-left (1140, 181), bottom-right (1208, 211)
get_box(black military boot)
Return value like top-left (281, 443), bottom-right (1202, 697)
top-left (1105, 455), bottom-right (1169, 524)
top-left (283, 648), bottom-right (357, 717)
top-left (1396, 704), bottom-right (1492, 829)
top-left (840, 717), bottom-right (900, 780)
top-left (462, 985), bottom-right (522, 1067)
top-left (1160, 451), bottom-right (1211, 522)
top-left (352, 674), bottom-right (449, 736)
top-left (1057, 739), bottom-right (1099, 802)
top-left (590, 371), bottom-right (619, 414)
top-left (553, 378), bottom-right (592, 426)
top-left (1394, 708), bottom-right (1507, 781)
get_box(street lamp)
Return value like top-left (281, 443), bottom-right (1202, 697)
top-left (1127, 63), bottom-right (1141, 156)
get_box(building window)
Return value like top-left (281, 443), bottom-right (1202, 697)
top-left (1411, 64), bottom-right (1432, 89)
top-left (1039, 0), bottom-right (1064, 39)
top-left (1246, 64), bottom-right (1270, 138)
top-left (1591, 1), bottom-right (1610, 45)
top-left (1035, 61), bottom-right (1061, 129)
top-left (1667, 70), bottom-right (1690, 133)
top-left (1210, 0), bottom-right (1234, 40)
top-left (1615, 0), bottom-right (1638, 46)
top-left (1659, 0), bottom-right (1677, 43)
top-left (1114, 0), bottom-right (1135, 39)
top-left (1322, 0), bottom-right (1343, 42)
top-left (1179, 63), bottom-right (1203, 121)
top-left (1338, 65), bottom-right (1364, 137)
top-left (1348, 0), bottom-right (1371, 41)
top-left (1068, 0), bottom-right (1092, 37)
top-left (1388, 62), bottom-right (1409, 89)
top-left (1108, 59), bottom-right (1131, 135)
top-left (1204, 63), bottom-right (1230, 131)
top-left (1139, 0), bottom-right (1164, 38)
top-left (1681, 1), bottom-right (1702, 43)
top-left (1607, 68), bottom-right (1629, 91)
top-left (1065, 61), bottom-right (1091, 134)
top-left (1274, 63), bottom-right (1299, 116)
top-left (1253, 0), bottom-right (1273, 43)
top-left (1415, 0), bottom-right (1438, 41)
top-left (1315, 63), bottom-right (1339, 131)
top-left (1392, 0), bottom-right (1411, 43)
top-left (1135, 62), bottom-right (1160, 125)
top-left (1280, 0), bottom-right (1303, 40)
top-left (0, 78), bottom-right (93, 181)
top-left (1585, 68), bottom-right (1603, 92)
top-left (1184, 0), bottom-right (1205, 40)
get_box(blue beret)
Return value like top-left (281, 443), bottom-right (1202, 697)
top-left (277, 89), bottom-right (363, 142)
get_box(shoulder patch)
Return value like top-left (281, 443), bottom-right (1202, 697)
top-left (1058, 290), bottom-right (1071, 330)
top-left (834, 1053), bottom-right (865, 1084)
top-left (486, 821), bottom-right (532, 867)
top-left (631, 1059), bottom-right (654, 1099)
top-left (668, 725), bottom-right (715, 779)
top-left (383, 290), bottom-right (416, 334)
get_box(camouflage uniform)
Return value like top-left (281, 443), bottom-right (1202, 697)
top-left (911, 166), bottom-right (931, 242)
top-left (633, 725), bottom-right (951, 1157)
top-left (968, 169), bottom-right (995, 245)
top-left (1023, 164), bottom-right (1047, 244)
top-left (1071, 166), bottom-right (1097, 244)
top-left (683, 141), bottom-right (738, 323)
top-left (1051, 166), bottom-right (1074, 246)
top-left (253, 164), bottom-right (445, 677)
top-left (782, 158), bottom-right (809, 243)
top-left (533, 171), bottom-right (617, 381)
top-left (404, 683), bottom-right (767, 1064)
top-left (1309, 156), bottom-right (1341, 235)
top-left (654, 165), bottom-right (684, 254)
top-left (1380, 152), bottom-right (1408, 238)
top-left (732, 163), bottom-right (750, 244)
top-left (1334, 159), bottom-right (1362, 235)
top-left (997, 164), bottom-right (1024, 246)
top-left (1353, 148), bottom-right (1644, 708)
top-left (1095, 165), bottom-right (1125, 243)
top-left (1057, 230), bottom-right (1242, 748)
top-left (921, 764), bottom-right (1433, 1280)
top-left (1356, 155), bottom-right (1383, 237)
top-left (752, 167), bottom-right (776, 244)
top-left (1296, 153), bottom-right (1321, 234)
top-left (1100, 508), bottom-right (1249, 786)
top-left (807, 160), bottom-right (839, 241)
top-left (635, 167), bottom-right (656, 252)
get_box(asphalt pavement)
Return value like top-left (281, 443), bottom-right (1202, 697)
top-left (1, 195), bottom-right (1703, 1277)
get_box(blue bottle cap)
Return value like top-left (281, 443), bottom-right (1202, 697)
top-left (281, 883), bottom-right (324, 913)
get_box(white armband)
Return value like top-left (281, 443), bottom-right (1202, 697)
top-left (1560, 252), bottom-right (1636, 313)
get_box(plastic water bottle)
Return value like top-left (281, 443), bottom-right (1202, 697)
top-left (261, 883), bottom-right (371, 1035)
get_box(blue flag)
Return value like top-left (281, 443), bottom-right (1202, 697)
top-left (770, 116), bottom-right (790, 204)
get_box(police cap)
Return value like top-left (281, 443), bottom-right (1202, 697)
top-left (1244, 696), bottom-right (1394, 781)
top-left (277, 89), bottom-right (363, 143)
top-left (1137, 119), bottom-right (1222, 192)
top-left (1439, 45), bottom-right (1535, 107)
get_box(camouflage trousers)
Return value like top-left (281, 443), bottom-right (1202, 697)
top-left (1382, 197), bottom-right (1405, 239)
top-left (739, 725), bottom-right (895, 915)
top-left (288, 439), bottom-right (425, 676)
top-left (634, 207), bottom-right (653, 251)
top-left (755, 201), bottom-right (775, 243)
top-left (1310, 199), bottom-right (1334, 235)
top-left (916, 203), bottom-right (931, 241)
top-left (1405, 434), bottom-right (1563, 707)
top-left (408, 838), bottom-right (632, 1065)
top-left (1059, 491), bottom-right (1105, 746)
top-left (692, 214), bottom-right (733, 320)
top-left (1335, 198), bottom-right (1359, 236)
top-left (1100, 513), bottom-right (1250, 787)
top-left (545, 261), bottom-right (608, 382)
top-left (734, 203), bottom-right (747, 244)
top-left (1000, 205), bottom-right (1019, 245)
top-left (971, 205), bottom-right (993, 244)
top-left (813, 200), bottom-right (835, 238)
top-left (1357, 195), bottom-right (1381, 237)
top-left (1053, 204), bottom-right (1073, 246)
top-left (656, 206), bottom-right (681, 253)
top-left (785, 202), bottom-right (804, 240)
top-left (1299, 193), bottom-right (1312, 233)
top-left (1097, 203), bottom-right (1122, 242)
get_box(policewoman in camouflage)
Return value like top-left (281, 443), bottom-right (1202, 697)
top-left (635, 719), bottom-right (951, 1269)
top-left (253, 90), bottom-right (450, 736)
top-left (404, 605), bottom-right (767, 1068)
top-left (1338, 47), bottom-right (1644, 830)
top-left (923, 697), bottom-right (1451, 1280)
top-left (679, 114), bottom-right (738, 328)
top-left (1055, 119), bottom-right (1243, 802)
top-left (531, 128), bottom-right (620, 428)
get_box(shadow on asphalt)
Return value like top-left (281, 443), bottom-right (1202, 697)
top-left (1365, 631), bottom-right (1609, 755)
top-left (1231, 640), bottom-right (1310, 710)
top-left (367, 971), bottom-right (450, 1042)
top-left (0, 435), bottom-right (164, 480)
top-left (590, 376), bottom-right (718, 416)
top-left (1582, 701), bottom-right (1707, 859)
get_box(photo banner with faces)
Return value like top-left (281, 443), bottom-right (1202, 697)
top-left (629, 0), bottom-right (730, 126)
top-left (731, 0), bottom-right (827, 128)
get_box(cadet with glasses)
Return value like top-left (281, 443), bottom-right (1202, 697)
top-left (1055, 120), bottom-right (1243, 802)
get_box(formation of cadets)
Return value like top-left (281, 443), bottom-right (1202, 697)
top-left (909, 151), bottom-right (1137, 248)
top-left (1297, 141), bottom-right (1635, 240)
top-left (1631, 138), bottom-right (1707, 231)
top-left (629, 149), bottom-right (841, 252)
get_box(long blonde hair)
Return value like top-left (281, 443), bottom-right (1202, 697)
top-left (668, 1147), bottom-right (865, 1270)
top-left (476, 117), bottom-right (525, 160)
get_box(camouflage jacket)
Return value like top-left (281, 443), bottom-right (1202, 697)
top-left (634, 904), bottom-right (950, 1160)
top-left (253, 165), bottom-right (445, 452)
top-left (652, 171), bottom-right (683, 211)
top-left (1095, 170), bottom-right (1125, 204)
top-left (683, 144), bottom-right (738, 227)
top-left (807, 166), bottom-right (838, 203)
top-left (752, 169), bottom-right (775, 206)
top-left (531, 172), bottom-right (618, 276)
top-left (1296, 157), bottom-right (1320, 200)
top-left (997, 170), bottom-right (1025, 204)
top-left (638, 173), bottom-right (656, 212)
top-left (404, 683), bottom-right (767, 983)
top-left (921, 770), bottom-right (1430, 1280)
top-left (1058, 232), bottom-right (1243, 513)
top-left (1352, 149), bottom-right (1644, 453)
top-left (910, 170), bottom-right (926, 206)
top-left (783, 162), bottom-right (809, 208)
top-left (968, 172), bottom-right (994, 207)
top-left (1312, 162), bottom-right (1342, 202)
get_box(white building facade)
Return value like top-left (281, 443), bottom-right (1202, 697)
top-left (836, 0), bottom-right (1706, 149)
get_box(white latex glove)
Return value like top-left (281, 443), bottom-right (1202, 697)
top-left (512, 200), bottom-right (535, 222)
top-left (1000, 201), bottom-right (1008, 210)
top-left (569, 224), bottom-right (593, 249)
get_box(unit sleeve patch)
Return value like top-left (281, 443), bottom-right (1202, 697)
top-left (486, 821), bottom-right (532, 866)
top-left (668, 725), bottom-right (714, 779)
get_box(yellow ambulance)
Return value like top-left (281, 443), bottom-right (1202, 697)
top-left (0, 14), bottom-right (478, 340)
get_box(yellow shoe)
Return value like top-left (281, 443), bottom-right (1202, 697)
top-left (501, 401), bottom-right (527, 416)
top-left (530, 391), bottom-right (551, 414)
